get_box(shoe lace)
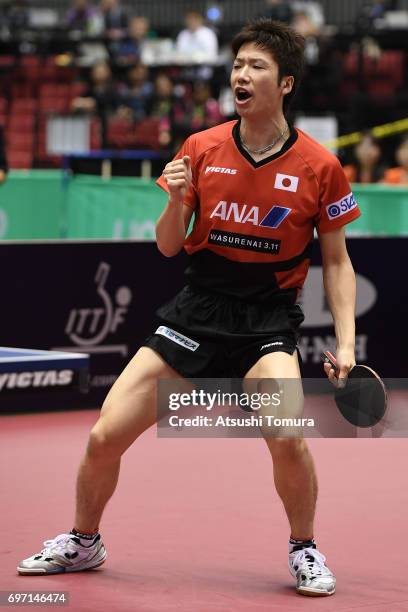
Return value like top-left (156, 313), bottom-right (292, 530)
top-left (292, 547), bottom-right (331, 577)
top-left (40, 534), bottom-right (78, 557)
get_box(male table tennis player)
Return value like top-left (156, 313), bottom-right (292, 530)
top-left (18, 19), bottom-right (360, 597)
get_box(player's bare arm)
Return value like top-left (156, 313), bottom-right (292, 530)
top-left (319, 227), bottom-right (356, 387)
top-left (156, 155), bottom-right (194, 257)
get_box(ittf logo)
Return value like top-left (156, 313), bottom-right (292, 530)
top-left (274, 173), bottom-right (299, 192)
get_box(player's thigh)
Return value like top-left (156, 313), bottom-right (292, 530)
top-left (245, 350), bottom-right (301, 380)
top-left (91, 347), bottom-right (186, 453)
top-left (244, 351), bottom-right (304, 443)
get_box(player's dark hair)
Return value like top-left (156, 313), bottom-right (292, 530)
top-left (231, 18), bottom-right (305, 113)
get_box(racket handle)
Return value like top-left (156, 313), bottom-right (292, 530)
top-left (322, 351), bottom-right (337, 369)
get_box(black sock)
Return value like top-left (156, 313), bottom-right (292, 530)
top-left (289, 537), bottom-right (316, 554)
top-left (70, 528), bottom-right (99, 544)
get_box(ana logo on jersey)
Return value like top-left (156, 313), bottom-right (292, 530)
top-left (274, 173), bottom-right (299, 192)
top-left (210, 201), bottom-right (291, 229)
top-left (205, 166), bottom-right (238, 175)
top-left (326, 192), bottom-right (357, 220)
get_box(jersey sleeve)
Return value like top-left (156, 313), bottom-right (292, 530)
top-left (156, 135), bottom-right (198, 210)
top-left (315, 157), bottom-right (361, 234)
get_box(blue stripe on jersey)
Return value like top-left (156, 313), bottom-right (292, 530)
top-left (260, 206), bottom-right (292, 229)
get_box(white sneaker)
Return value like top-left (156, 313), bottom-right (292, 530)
top-left (289, 546), bottom-right (336, 596)
top-left (17, 533), bottom-right (107, 575)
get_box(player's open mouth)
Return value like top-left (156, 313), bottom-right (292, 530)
top-left (235, 88), bottom-right (253, 105)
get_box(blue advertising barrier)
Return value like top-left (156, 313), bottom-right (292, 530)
top-left (0, 238), bottom-right (405, 410)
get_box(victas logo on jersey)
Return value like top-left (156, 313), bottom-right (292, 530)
top-left (326, 192), bottom-right (357, 220)
top-left (274, 173), bottom-right (299, 192)
top-left (210, 201), bottom-right (291, 229)
top-left (205, 166), bottom-right (238, 175)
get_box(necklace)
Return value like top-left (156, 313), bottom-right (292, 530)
top-left (240, 122), bottom-right (289, 155)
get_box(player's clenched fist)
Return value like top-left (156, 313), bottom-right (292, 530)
top-left (162, 155), bottom-right (192, 204)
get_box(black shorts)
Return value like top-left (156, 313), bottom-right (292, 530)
top-left (143, 285), bottom-right (304, 379)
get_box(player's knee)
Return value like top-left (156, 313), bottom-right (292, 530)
top-left (86, 423), bottom-right (122, 462)
top-left (267, 437), bottom-right (307, 463)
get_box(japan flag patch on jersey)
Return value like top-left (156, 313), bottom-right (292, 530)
top-left (274, 173), bottom-right (299, 193)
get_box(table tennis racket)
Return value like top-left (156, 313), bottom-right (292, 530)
top-left (322, 351), bottom-right (387, 427)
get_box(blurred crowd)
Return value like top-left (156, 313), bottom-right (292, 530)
top-left (63, 4), bottom-right (225, 149)
top-left (58, 0), bottom-right (333, 151)
top-left (1, 0), bottom-right (408, 176)
top-left (343, 132), bottom-right (408, 185)
top-left (70, 57), bottom-right (225, 150)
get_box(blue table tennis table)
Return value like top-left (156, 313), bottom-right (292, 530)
top-left (0, 348), bottom-right (90, 408)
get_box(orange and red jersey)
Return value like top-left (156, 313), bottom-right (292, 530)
top-left (157, 120), bottom-right (361, 302)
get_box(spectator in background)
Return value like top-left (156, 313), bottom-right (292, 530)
top-left (4, 0), bottom-right (29, 31)
top-left (71, 60), bottom-right (119, 114)
top-left (100, 0), bottom-right (128, 41)
top-left (292, 11), bottom-right (320, 64)
top-left (260, 0), bottom-right (294, 24)
top-left (292, 10), bottom-right (320, 37)
top-left (291, 7), bottom-right (338, 111)
top-left (66, 0), bottom-right (102, 35)
top-left (292, 1), bottom-right (325, 29)
top-left (148, 73), bottom-right (186, 148)
top-left (118, 62), bottom-right (153, 121)
top-left (176, 10), bottom-right (218, 61)
top-left (343, 132), bottom-right (386, 183)
top-left (0, 126), bottom-right (8, 185)
top-left (186, 81), bottom-right (224, 132)
top-left (383, 134), bottom-right (408, 185)
top-left (170, 80), bottom-right (225, 149)
top-left (114, 16), bottom-right (151, 65)
top-left (71, 60), bottom-right (120, 146)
